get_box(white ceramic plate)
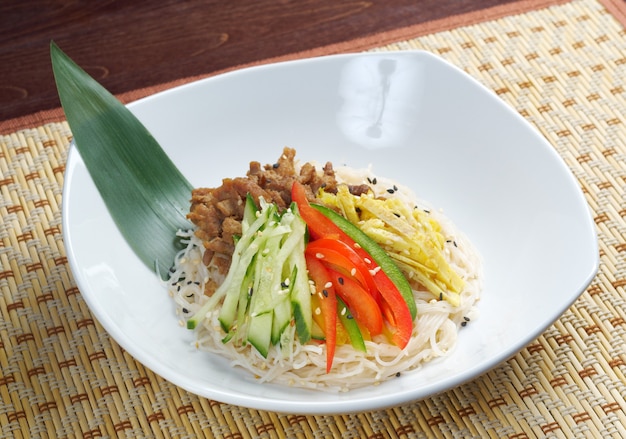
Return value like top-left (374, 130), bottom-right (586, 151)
top-left (62, 51), bottom-right (598, 414)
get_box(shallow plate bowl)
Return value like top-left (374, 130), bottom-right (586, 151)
top-left (63, 50), bottom-right (598, 414)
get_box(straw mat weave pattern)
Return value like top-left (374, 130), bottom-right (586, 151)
top-left (1, 0), bottom-right (626, 437)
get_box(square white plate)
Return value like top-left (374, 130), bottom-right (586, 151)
top-left (62, 50), bottom-right (598, 414)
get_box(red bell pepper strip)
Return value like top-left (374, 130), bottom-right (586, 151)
top-left (310, 203), bottom-right (416, 347)
top-left (291, 181), bottom-right (345, 241)
top-left (371, 271), bottom-right (413, 348)
top-left (328, 270), bottom-right (383, 336)
top-left (311, 203), bottom-right (416, 317)
top-left (305, 253), bottom-right (337, 372)
top-left (305, 238), bottom-right (379, 300)
top-left (292, 181), bottom-right (414, 349)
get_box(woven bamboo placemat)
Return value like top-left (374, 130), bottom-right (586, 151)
top-left (2, 0), bottom-right (626, 437)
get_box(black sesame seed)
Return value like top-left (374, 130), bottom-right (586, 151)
top-left (464, 316), bottom-right (470, 322)
top-left (439, 293), bottom-right (443, 301)
top-left (272, 163), bottom-right (280, 169)
top-left (322, 289), bottom-right (329, 297)
top-left (393, 212), bottom-right (401, 218)
top-left (461, 321), bottom-right (467, 327)
top-left (347, 314), bottom-right (354, 319)
top-left (367, 177), bottom-right (372, 184)
top-left (393, 185), bottom-right (398, 191)
top-left (281, 282), bottom-right (288, 288)
top-left (386, 188), bottom-right (395, 194)
top-left (372, 178), bottom-right (377, 185)
top-left (396, 372), bottom-right (401, 377)
top-left (338, 277), bottom-right (344, 285)
top-left (182, 308), bottom-right (189, 314)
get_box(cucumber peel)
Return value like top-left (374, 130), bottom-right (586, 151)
top-left (187, 197), bottom-right (311, 358)
top-left (337, 297), bottom-right (366, 352)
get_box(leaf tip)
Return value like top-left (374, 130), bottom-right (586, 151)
top-left (50, 40), bottom-right (62, 62)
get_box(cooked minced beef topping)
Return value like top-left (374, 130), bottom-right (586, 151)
top-left (187, 147), bottom-right (370, 278)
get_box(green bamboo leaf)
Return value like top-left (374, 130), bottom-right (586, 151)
top-left (51, 41), bottom-right (193, 277)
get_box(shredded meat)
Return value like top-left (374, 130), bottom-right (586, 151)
top-left (187, 147), bottom-right (371, 284)
top-left (347, 184), bottom-right (371, 196)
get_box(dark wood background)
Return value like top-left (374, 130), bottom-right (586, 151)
top-left (1, 0), bottom-right (519, 122)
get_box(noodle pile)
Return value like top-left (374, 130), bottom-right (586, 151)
top-left (167, 165), bottom-right (482, 392)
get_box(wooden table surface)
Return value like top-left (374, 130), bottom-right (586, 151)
top-left (0, 0), bottom-right (519, 122)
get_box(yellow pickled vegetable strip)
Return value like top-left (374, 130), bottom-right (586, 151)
top-left (323, 188), bottom-right (465, 304)
top-left (335, 185), bottom-right (361, 224)
top-left (357, 198), bottom-right (464, 290)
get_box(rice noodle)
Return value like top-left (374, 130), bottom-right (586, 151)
top-left (167, 165), bottom-right (482, 392)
